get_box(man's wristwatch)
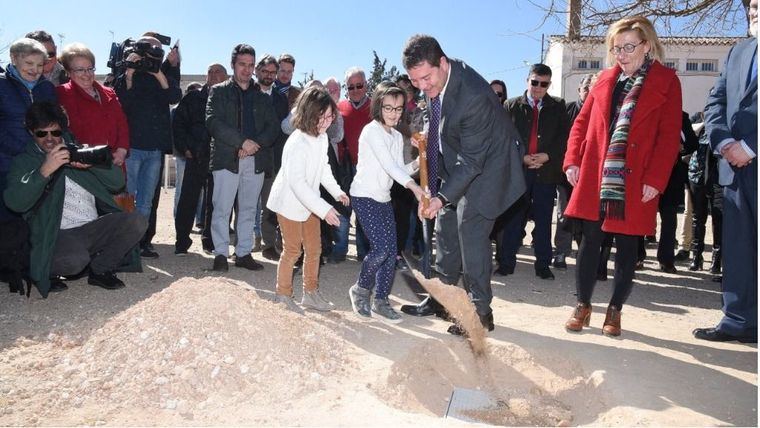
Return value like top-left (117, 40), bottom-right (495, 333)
top-left (437, 194), bottom-right (450, 207)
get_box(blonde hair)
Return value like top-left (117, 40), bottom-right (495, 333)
top-left (59, 43), bottom-right (95, 71)
top-left (605, 16), bottom-right (664, 66)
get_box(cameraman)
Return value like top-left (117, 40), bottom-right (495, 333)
top-left (3, 102), bottom-right (146, 297)
top-left (114, 35), bottom-right (181, 258)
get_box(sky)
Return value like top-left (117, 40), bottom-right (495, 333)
top-left (0, 0), bottom-right (746, 98)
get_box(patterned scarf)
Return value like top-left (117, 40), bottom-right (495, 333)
top-left (600, 59), bottom-right (653, 220)
top-left (274, 80), bottom-right (290, 95)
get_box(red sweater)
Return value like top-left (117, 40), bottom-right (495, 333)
top-left (56, 81), bottom-right (130, 152)
top-left (337, 98), bottom-right (371, 165)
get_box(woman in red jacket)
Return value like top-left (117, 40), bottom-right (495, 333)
top-left (56, 43), bottom-right (129, 167)
top-left (563, 16), bottom-right (682, 337)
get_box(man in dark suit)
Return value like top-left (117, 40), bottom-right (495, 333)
top-left (694, 0), bottom-right (757, 343)
top-left (502, 64), bottom-right (569, 280)
top-left (400, 34), bottom-right (525, 335)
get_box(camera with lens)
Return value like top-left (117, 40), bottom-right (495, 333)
top-left (64, 137), bottom-right (111, 166)
top-left (106, 33), bottom-right (171, 77)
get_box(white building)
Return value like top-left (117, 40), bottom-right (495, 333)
top-left (543, 35), bottom-right (745, 115)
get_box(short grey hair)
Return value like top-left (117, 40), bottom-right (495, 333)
top-left (10, 38), bottom-right (47, 60)
top-left (344, 66), bottom-right (365, 83)
top-left (579, 73), bottom-right (594, 88)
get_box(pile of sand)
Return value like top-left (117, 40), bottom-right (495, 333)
top-left (0, 278), bottom-right (355, 425)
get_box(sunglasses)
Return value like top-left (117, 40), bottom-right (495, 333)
top-left (530, 80), bottom-right (550, 88)
top-left (347, 83), bottom-right (364, 91)
top-left (34, 130), bottom-right (63, 138)
top-left (495, 92), bottom-right (504, 98)
top-left (47, 51), bottom-right (56, 58)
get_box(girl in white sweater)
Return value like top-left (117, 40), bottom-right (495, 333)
top-left (348, 82), bottom-right (425, 323)
top-left (267, 87), bottom-right (349, 311)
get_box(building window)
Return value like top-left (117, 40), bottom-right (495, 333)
top-left (701, 60), bottom-right (717, 72)
top-left (576, 58), bottom-right (602, 70)
top-left (685, 60), bottom-right (718, 73)
top-left (664, 60), bottom-right (677, 70)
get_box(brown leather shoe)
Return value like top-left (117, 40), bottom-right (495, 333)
top-left (602, 305), bottom-right (622, 337)
top-left (565, 303), bottom-right (592, 332)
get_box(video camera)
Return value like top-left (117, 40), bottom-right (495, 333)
top-left (107, 33), bottom-right (171, 77)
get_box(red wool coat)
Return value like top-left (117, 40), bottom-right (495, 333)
top-left (563, 61), bottom-right (682, 236)
top-left (56, 81), bottom-right (130, 152)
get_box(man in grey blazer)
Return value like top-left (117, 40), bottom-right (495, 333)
top-left (694, 0), bottom-right (757, 343)
top-left (401, 34), bottom-right (526, 335)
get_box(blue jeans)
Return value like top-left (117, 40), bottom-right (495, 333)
top-left (127, 149), bottom-right (163, 218)
top-left (330, 214), bottom-right (350, 258)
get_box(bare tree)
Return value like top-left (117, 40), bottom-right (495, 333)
top-left (531, 0), bottom-right (751, 36)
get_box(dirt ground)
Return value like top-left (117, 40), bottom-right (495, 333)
top-left (0, 188), bottom-right (756, 426)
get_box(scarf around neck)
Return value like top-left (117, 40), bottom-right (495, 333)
top-left (600, 59), bottom-right (653, 220)
top-left (274, 80), bottom-right (290, 95)
top-left (7, 64), bottom-right (39, 91)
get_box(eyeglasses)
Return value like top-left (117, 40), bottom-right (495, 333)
top-left (530, 80), bottom-right (550, 88)
top-left (347, 83), bottom-right (364, 91)
top-left (609, 41), bottom-right (644, 55)
top-left (381, 105), bottom-right (404, 114)
top-left (71, 67), bottom-right (96, 75)
top-left (34, 130), bottom-right (63, 138)
top-left (319, 112), bottom-right (336, 123)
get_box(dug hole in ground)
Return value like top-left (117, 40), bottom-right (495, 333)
top-left (0, 189), bottom-right (756, 426)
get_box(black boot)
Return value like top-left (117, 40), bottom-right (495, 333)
top-left (710, 248), bottom-right (722, 274)
top-left (689, 253), bottom-right (704, 271)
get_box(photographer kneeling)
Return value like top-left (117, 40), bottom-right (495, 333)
top-left (3, 102), bottom-right (146, 297)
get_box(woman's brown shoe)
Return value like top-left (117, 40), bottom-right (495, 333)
top-left (602, 305), bottom-right (622, 337)
top-left (565, 303), bottom-right (592, 332)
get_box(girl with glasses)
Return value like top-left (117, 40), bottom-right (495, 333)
top-left (348, 81), bottom-right (426, 323)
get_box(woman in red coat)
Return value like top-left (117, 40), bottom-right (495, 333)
top-left (56, 43), bottom-right (129, 168)
top-left (563, 16), bottom-right (682, 337)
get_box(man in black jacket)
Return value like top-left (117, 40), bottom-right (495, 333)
top-left (206, 44), bottom-right (278, 272)
top-left (114, 35), bottom-right (181, 258)
top-left (502, 64), bottom-right (569, 280)
top-left (174, 63), bottom-right (228, 255)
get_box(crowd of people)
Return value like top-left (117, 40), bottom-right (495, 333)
top-left (0, 4), bottom-right (757, 344)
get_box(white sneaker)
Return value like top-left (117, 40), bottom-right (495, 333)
top-left (275, 294), bottom-right (303, 313)
top-left (301, 290), bottom-right (334, 312)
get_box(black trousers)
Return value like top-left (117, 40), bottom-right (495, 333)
top-left (259, 176), bottom-right (280, 250)
top-left (434, 196), bottom-right (495, 316)
top-left (656, 202), bottom-right (678, 264)
top-left (51, 212), bottom-right (147, 276)
top-left (689, 181), bottom-right (722, 253)
top-left (175, 158), bottom-right (209, 250)
top-left (391, 182), bottom-right (415, 255)
top-left (576, 219), bottom-right (638, 309)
